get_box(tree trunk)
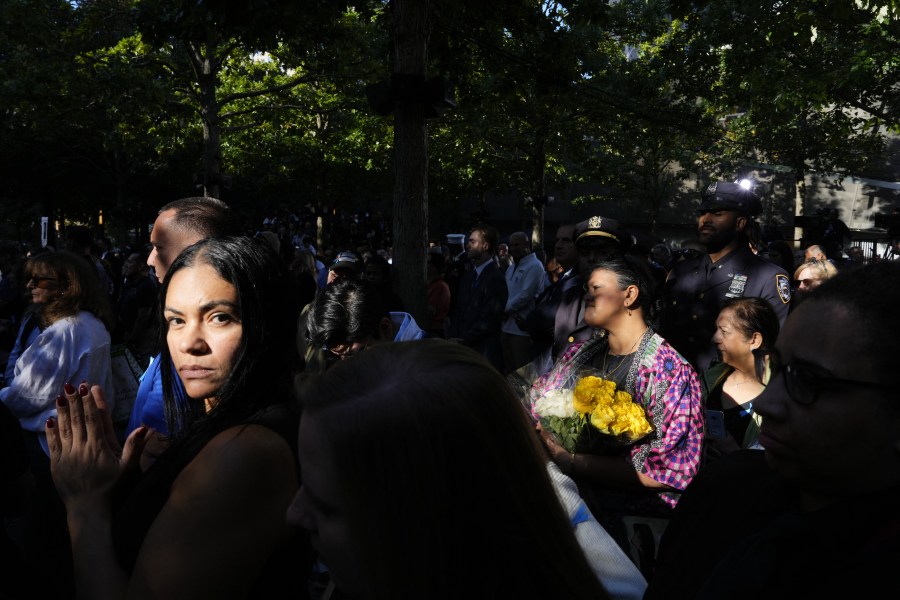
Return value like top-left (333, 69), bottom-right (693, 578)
top-left (390, 0), bottom-right (431, 326)
top-left (199, 71), bottom-right (221, 199)
top-left (793, 168), bottom-right (806, 247)
top-left (530, 133), bottom-right (547, 247)
top-left (532, 204), bottom-right (544, 249)
top-left (189, 42), bottom-right (222, 199)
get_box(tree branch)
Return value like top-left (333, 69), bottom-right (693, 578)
top-left (219, 74), bottom-right (310, 105)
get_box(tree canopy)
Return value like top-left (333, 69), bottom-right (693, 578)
top-left (2, 0), bottom-right (896, 255)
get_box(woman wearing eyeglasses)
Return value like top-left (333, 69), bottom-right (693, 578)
top-left (303, 277), bottom-right (425, 371)
top-left (792, 259), bottom-right (837, 307)
top-left (702, 297), bottom-right (779, 462)
top-left (0, 250), bottom-right (116, 458)
top-left (530, 255), bottom-right (703, 555)
top-left (0, 249), bottom-right (116, 596)
top-left (644, 261), bottom-right (900, 599)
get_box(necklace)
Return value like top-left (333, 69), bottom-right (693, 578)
top-left (602, 329), bottom-right (647, 379)
top-left (602, 352), bottom-right (631, 379)
top-left (729, 372), bottom-right (756, 388)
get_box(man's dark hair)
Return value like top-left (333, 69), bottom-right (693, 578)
top-left (307, 278), bottom-right (390, 351)
top-left (471, 223), bottom-right (500, 256)
top-left (159, 196), bottom-right (244, 239)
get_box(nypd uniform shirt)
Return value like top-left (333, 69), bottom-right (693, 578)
top-left (662, 244), bottom-right (792, 371)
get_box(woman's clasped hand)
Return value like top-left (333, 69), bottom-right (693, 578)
top-left (46, 382), bottom-right (149, 506)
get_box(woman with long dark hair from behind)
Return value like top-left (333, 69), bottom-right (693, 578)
top-left (288, 339), bottom-right (610, 600)
top-left (46, 236), bottom-right (312, 599)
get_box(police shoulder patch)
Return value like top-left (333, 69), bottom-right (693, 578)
top-left (776, 273), bottom-right (791, 304)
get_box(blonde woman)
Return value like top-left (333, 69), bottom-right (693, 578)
top-left (793, 259), bottom-right (838, 306)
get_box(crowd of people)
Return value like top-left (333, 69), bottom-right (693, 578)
top-left (0, 184), bottom-right (897, 599)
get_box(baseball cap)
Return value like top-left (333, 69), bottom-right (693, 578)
top-left (330, 250), bottom-right (360, 271)
top-left (698, 182), bottom-right (762, 217)
top-left (574, 216), bottom-right (633, 250)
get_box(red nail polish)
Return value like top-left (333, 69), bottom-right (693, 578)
top-left (79, 383), bottom-right (88, 396)
top-left (46, 418), bottom-right (55, 429)
top-left (56, 395), bottom-right (67, 407)
top-left (64, 382), bottom-right (75, 395)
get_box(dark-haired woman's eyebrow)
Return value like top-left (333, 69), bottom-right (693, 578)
top-left (164, 300), bottom-right (240, 315)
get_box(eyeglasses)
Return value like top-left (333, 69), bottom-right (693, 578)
top-left (325, 339), bottom-right (370, 360)
top-left (26, 275), bottom-right (57, 286)
top-left (765, 348), bottom-right (892, 406)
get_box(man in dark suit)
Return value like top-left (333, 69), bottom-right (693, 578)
top-left (446, 223), bottom-right (508, 372)
top-left (518, 223), bottom-right (579, 371)
top-left (662, 181), bottom-right (792, 371)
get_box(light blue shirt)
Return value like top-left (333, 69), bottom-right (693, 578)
top-left (391, 312), bottom-right (425, 342)
top-left (502, 252), bottom-right (548, 336)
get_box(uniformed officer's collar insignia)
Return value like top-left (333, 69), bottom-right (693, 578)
top-left (588, 216), bottom-right (602, 229)
top-left (776, 274), bottom-right (792, 304)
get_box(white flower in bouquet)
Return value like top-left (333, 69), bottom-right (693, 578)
top-left (534, 389), bottom-right (577, 419)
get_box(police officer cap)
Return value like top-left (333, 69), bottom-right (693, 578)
top-left (574, 215), bottom-right (633, 250)
top-left (330, 250), bottom-right (360, 272)
top-left (698, 182), bottom-right (762, 217)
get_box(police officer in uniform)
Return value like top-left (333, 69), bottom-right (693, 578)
top-left (554, 215), bottom-right (634, 358)
top-left (662, 182), bottom-right (792, 371)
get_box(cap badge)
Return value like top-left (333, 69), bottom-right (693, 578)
top-left (588, 216), bottom-right (602, 229)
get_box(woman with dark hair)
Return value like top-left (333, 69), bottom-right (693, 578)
top-left (530, 254), bottom-right (703, 554)
top-left (289, 339), bottom-right (612, 599)
top-left (46, 236), bottom-right (312, 599)
top-left (305, 278), bottom-right (424, 373)
top-left (702, 297), bottom-right (779, 459)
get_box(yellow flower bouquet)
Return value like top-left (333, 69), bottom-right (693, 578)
top-left (532, 370), bottom-right (653, 454)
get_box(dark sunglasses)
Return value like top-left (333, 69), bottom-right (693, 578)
top-left (27, 275), bottom-right (57, 286)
